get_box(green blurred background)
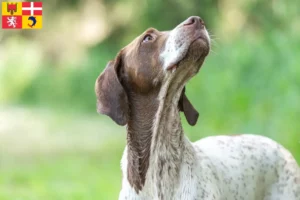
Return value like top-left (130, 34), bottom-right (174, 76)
top-left (0, 0), bottom-right (299, 199)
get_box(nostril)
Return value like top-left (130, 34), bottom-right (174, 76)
top-left (183, 16), bottom-right (203, 27)
top-left (184, 17), bottom-right (197, 26)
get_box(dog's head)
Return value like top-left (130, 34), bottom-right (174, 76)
top-left (95, 16), bottom-right (210, 126)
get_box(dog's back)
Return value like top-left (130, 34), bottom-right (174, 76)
top-left (193, 134), bottom-right (300, 200)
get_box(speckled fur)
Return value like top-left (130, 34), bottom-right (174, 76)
top-left (115, 17), bottom-right (300, 200)
top-left (120, 114), bottom-right (300, 200)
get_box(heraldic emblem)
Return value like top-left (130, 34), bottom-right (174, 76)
top-left (2, 1), bottom-right (43, 29)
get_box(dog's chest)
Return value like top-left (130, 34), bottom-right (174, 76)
top-left (119, 161), bottom-right (213, 200)
top-left (119, 144), bottom-right (219, 200)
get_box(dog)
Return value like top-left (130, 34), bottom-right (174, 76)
top-left (95, 16), bottom-right (300, 200)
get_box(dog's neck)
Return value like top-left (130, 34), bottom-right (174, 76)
top-left (126, 91), bottom-right (159, 192)
top-left (126, 75), bottom-right (187, 195)
top-left (147, 76), bottom-right (186, 198)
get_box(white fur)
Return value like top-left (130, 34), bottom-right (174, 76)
top-left (120, 135), bottom-right (300, 200)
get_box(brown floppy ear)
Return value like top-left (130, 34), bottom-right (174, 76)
top-left (178, 87), bottom-right (199, 126)
top-left (95, 53), bottom-right (129, 126)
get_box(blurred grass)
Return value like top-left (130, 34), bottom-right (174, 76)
top-left (0, 108), bottom-right (126, 200)
top-left (0, 144), bottom-right (123, 200)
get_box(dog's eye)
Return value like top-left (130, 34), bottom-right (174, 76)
top-left (142, 34), bottom-right (153, 43)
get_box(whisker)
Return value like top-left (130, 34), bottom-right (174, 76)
top-left (209, 49), bottom-right (218, 55)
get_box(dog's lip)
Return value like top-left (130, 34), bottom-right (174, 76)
top-left (194, 34), bottom-right (209, 44)
top-left (166, 64), bottom-right (177, 71)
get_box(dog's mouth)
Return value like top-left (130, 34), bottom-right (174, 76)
top-left (166, 36), bottom-right (210, 72)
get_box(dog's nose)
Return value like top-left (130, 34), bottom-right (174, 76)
top-left (183, 16), bottom-right (205, 28)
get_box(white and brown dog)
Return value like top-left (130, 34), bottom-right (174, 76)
top-left (95, 16), bottom-right (300, 200)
